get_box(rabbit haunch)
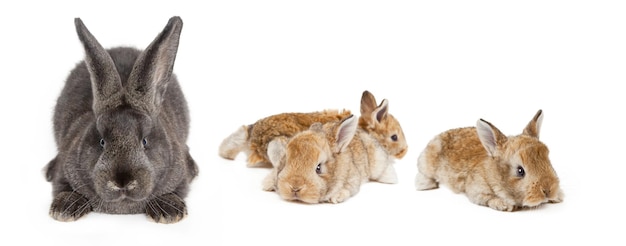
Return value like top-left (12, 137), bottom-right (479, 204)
top-left (45, 17), bottom-right (198, 224)
top-left (263, 115), bottom-right (400, 204)
top-left (415, 110), bottom-right (563, 211)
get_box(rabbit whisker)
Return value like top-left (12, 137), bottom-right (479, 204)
top-left (152, 194), bottom-right (184, 214)
top-left (146, 198), bottom-right (171, 218)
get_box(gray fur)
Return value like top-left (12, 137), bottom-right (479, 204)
top-left (45, 16), bottom-right (198, 224)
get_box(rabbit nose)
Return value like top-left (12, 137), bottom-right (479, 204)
top-left (107, 180), bottom-right (138, 191)
top-left (290, 185), bottom-right (302, 193)
top-left (395, 148), bottom-right (408, 159)
top-left (107, 171), bottom-right (138, 191)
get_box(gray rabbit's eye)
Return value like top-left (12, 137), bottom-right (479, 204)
top-left (391, 134), bottom-right (398, 141)
top-left (142, 138), bottom-right (148, 147)
top-left (315, 163), bottom-right (322, 175)
top-left (516, 166), bottom-right (525, 177)
top-left (99, 138), bottom-right (105, 147)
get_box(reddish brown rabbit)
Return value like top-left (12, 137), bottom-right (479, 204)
top-left (219, 109), bottom-right (351, 167)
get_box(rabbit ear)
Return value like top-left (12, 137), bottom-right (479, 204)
top-left (523, 109), bottom-right (543, 138)
top-left (126, 16), bottom-right (183, 114)
top-left (333, 115), bottom-right (358, 153)
top-left (267, 137), bottom-right (288, 168)
top-left (372, 99), bottom-right (389, 123)
top-left (476, 119), bottom-right (508, 157)
top-left (75, 18), bottom-right (124, 114)
top-left (360, 90), bottom-right (389, 127)
top-left (360, 90), bottom-right (378, 116)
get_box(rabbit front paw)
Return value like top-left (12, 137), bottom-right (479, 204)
top-left (262, 170), bottom-right (277, 191)
top-left (49, 191), bottom-right (92, 222)
top-left (328, 189), bottom-right (351, 204)
top-left (487, 198), bottom-right (515, 212)
top-left (145, 193), bottom-right (188, 224)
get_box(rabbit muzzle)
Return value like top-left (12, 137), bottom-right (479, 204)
top-left (394, 147), bottom-right (408, 159)
top-left (93, 153), bottom-right (155, 202)
top-left (277, 177), bottom-right (320, 204)
top-left (522, 176), bottom-right (561, 208)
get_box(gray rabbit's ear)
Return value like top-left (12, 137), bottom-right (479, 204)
top-left (75, 18), bottom-right (123, 114)
top-left (127, 16), bottom-right (183, 114)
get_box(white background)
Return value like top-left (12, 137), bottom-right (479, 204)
top-left (1, 0), bottom-right (624, 245)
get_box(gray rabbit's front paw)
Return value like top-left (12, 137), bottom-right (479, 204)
top-left (145, 193), bottom-right (187, 224)
top-left (49, 191), bottom-right (92, 222)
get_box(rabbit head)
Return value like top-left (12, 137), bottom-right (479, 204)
top-left (358, 91), bottom-right (408, 159)
top-left (273, 115), bottom-right (358, 204)
top-left (476, 110), bottom-right (562, 208)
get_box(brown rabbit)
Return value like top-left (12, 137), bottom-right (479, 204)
top-left (218, 90), bottom-right (407, 167)
top-left (415, 110), bottom-right (563, 211)
top-left (219, 109), bottom-right (352, 167)
top-left (262, 108), bottom-right (406, 203)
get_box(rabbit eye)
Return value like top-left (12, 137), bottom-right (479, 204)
top-left (142, 138), bottom-right (148, 147)
top-left (99, 138), bottom-right (105, 147)
top-left (315, 163), bottom-right (322, 175)
top-left (516, 166), bottom-right (525, 177)
top-left (391, 134), bottom-right (398, 141)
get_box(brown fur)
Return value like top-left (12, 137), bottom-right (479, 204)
top-left (246, 110), bottom-right (352, 166)
top-left (218, 91), bottom-right (408, 169)
top-left (263, 115), bottom-right (400, 204)
top-left (415, 110), bottom-right (563, 211)
top-left (218, 109), bottom-right (351, 167)
top-left (359, 90), bottom-right (408, 159)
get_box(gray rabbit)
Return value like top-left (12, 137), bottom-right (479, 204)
top-left (44, 16), bottom-right (198, 223)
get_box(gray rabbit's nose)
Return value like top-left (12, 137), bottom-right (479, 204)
top-left (107, 171), bottom-right (138, 191)
top-left (107, 180), bottom-right (138, 191)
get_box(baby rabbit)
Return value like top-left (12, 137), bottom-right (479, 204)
top-left (262, 101), bottom-right (407, 203)
top-left (44, 17), bottom-right (198, 223)
top-left (219, 109), bottom-right (352, 167)
top-left (219, 90), bottom-right (408, 169)
top-left (415, 110), bottom-right (563, 211)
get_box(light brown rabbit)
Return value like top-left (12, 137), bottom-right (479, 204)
top-left (262, 111), bottom-right (405, 203)
top-left (218, 90), bottom-right (407, 167)
top-left (415, 110), bottom-right (563, 211)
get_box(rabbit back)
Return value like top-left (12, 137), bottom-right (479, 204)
top-left (416, 127), bottom-right (487, 193)
top-left (246, 109), bottom-right (352, 166)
